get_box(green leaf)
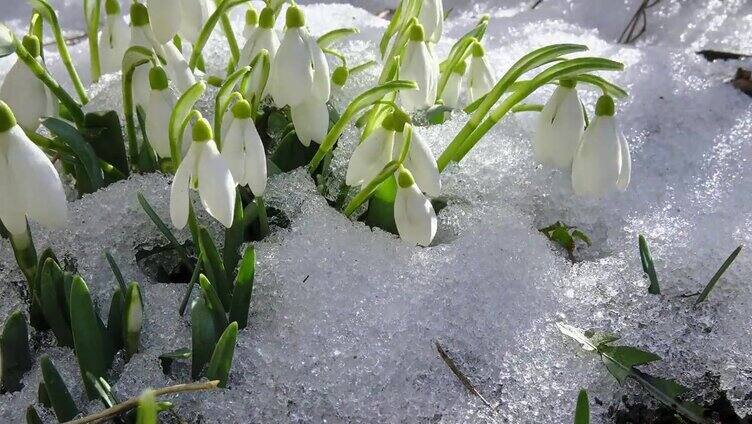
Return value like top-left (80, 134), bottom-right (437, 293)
top-left (199, 228), bottom-right (232, 309)
top-left (205, 321), bottom-right (239, 388)
top-left (550, 227), bottom-right (575, 253)
top-left (105, 251), bottom-right (129, 295)
top-left (229, 246), bottom-right (256, 329)
top-left (25, 405), bottom-right (43, 424)
top-left (169, 81), bottom-right (207, 168)
top-left (86, 374), bottom-right (118, 409)
top-left (136, 390), bottom-right (158, 424)
top-left (159, 347), bottom-right (192, 373)
top-left (600, 345), bottom-right (661, 384)
top-left (695, 245), bottom-right (742, 305)
top-left (42, 117), bottom-right (104, 193)
top-left (38, 381), bottom-right (51, 407)
top-left (107, 287), bottom-right (125, 352)
top-left (70, 276), bottom-right (110, 399)
top-left (40, 356), bottom-right (79, 421)
top-left (638, 235), bottom-right (660, 295)
top-left (191, 296), bottom-right (219, 380)
top-left (0, 24), bottom-right (14, 58)
top-left (360, 175), bottom-right (399, 234)
top-left (223, 194), bottom-right (245, 282)
top-left (198, 274), bottom-right (229, 331)
top-left (39, 258), bottom-right (74, 347)
top-left (124, 282), bottom-right (144, 360)
top-left (83, 111), bottom-right (130, 180)
top-left (317, 27), bottom-right (359, 49)
top-left (214, 66), bottom-right (250, 148)
top-left (574, 389), bottom-right (589, 424)
top-left (0, 309), bottom-right (32, 392)
top-left (571, 229), bottom-right (592, 246)
top-left (137, 192), bottom-right (193, 271)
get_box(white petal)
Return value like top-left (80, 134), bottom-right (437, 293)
top-left (395, 131), bottom-right (441, 197)
top-left (305, 31), bottom-right (330, 102)
top-left (399, 41), bottom-right (437, 112)
top-left (532, 86), bottom-right (585, 169)
top-left (179, 0), bottom-right (213, 43)
top-left (394, 183), bottom-right (437, 246)
top-left (6, 126), bottom-right (67, 230)
top-left (271, 29), bottom-right (314, 107)
top-left (616, 131), bottom-right (631, 191)
top-left (0, 136), bottom-right (26, 235)
top-left (197, 140), bottom-right (236, 227)
top-left (170, 142), bottom-right (198, 228)
top-left (148, 0), bottom-right (182, 44)
top-left (100, 15), bottom-right (131, 74)
top-left (132, 65), bottom-right (151, 108)
top-left (244, 123), bottom-right (267, 196)
top-left (145, 90), bottom-right (175, 158)
top-left (417, 0), bottom-right (443, 43)
top-left (0, 59), bottom-right (50, 130)
top-left (571, 117), bottom-right (622, 197)
top-left (467, 56), bottom-right (495, 103)
top-left (163, 41), bottom-right (196, 94)
top-left (221, 117), bottom-right (247, 184)
top-left (291, 99), bottom-right (329, 146)
top-left (442, 72), bottom-right (463, 109)
top-left (345, 128), bottom-right (395, 187)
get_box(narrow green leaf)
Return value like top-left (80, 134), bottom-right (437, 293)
top-left (86, 374), bottom-right (118, 409)
top-left (229, 246), bottom-right (255, 329)
top-left (39, 259), bottom-right (73, 347)
top-left (695, 245), bottom-right (742, 305)
top-left (42, 117), bottom-right (104, 193)
top-left (40, 356), bottom-right (79, 421)
top-left (169, 81), bottom-right (207, 168)
top-left (214, 66), bottom-right (251, 148)
top-left (223, 194), bottom-right (245, 281)
top-left (601, 345), bottom-right (661, 384)
top-left (638, 235), bottom-right (660, 295)
top-left (38, 381), bottom-right (51, 407)
top-left (70, 276), bottom-right (110, 399)
top-left (573, 74), bottom-right (628, 98)
top-left (136, 390), bottom-right (158, 424)
top-left (83, 111), bottom-right (130, 180)
top-left (188, 0), bottom-right (250, 70)
top-left (199, 228), bottom-right (232, 309)
top-left (191, 296), bottom-right (219, 380)
top-left (0, 309), bottom-right (32, 392)
top-left (574, 389), bottom-right (589, 424)
top-left (107, 287), bottom-right (125, 351)
top-left (136, 192), bottom-right (193, 271)
top-left (179, 257), bottom-right (203, 316)
top-left (105, 251), bottom-right (129, 296)
top-left (25, 405), bottom-right (43, 424)
top-left (205, 322), bottom-right (239, 388)
top-left (317, 27), bottom-right (359, 48)
top-left (198, 274), bottom-right (229, 331)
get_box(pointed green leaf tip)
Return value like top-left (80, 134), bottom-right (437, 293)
top-left (409, 24), bottom-right (426, 42)
top-left (245, 8), bottom-right (258, 26)
top-left (149, 66), bottom-right (169, 91)
top-left (471, 41), bottom-right (485, 57)
top-left (22, 35), bottom-right (41, 58)
top-left (259, 7), bottom-right (275, 29)
top-left (231, 99), bottom-right (252, 119)
top-left (595, 95), bottom-right (615, 117)
top-left (192, 118), bottom-right (213, 142)
top-left (397, 167), bottom-right (415, 188)
top-left (574, 389), bottom-right (590, 424)
top-left (130, 3), bottom-right (149, 27)
top-left (105, 0), bottom-right (121, 16)
top-left (0, 100), bottom-right (17, 132)
top-left (285, 6), bottom-right (305, 28)
top-left (332, 66), bottom-right (349, 86)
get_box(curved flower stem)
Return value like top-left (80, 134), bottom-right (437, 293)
top-left (28, 0), bottom-right (89, 104)
top-left (28, 13), bottom-right (44, 61)
top-left (83, 0), bottom-right (102, 82)
top-left (343, 161), bottom-right (400, 217)
top-left (307, 80), bottom-right (417, 173)
top-left (349, 60), bottom-right (376, 75)
top-left (439, 15), bottom-right (489, 73)
top-left (322, 48), bottom-right (347, 67)
top-left (435, 37), bottom-right (476, 102)
top-left (214, 66), bottom-right (251, 148)
top-left (572, 74), bottom-right (629, 98)
top-left (511, 103), bottom-right (544, 113)
top-left (317, 27), bottom-right (359, 49)
top-left (170, 82), bottom-right (207, 170)
top-left (450, 57), bottom-right (625, 164)
top-left (65, 380), bottom-right (220, 424)
top-left (256, 196), bottom-right (269, 237)
top-left (189, 0), bottom-right (251, 71)
top-left (10, 35), bottom-right (85, 126)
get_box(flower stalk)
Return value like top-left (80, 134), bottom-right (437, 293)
top-left (188, 0), bottom-right (250, 70)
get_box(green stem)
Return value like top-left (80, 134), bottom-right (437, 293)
top-left (189, 0), bottom-right (250, 70)
top-left (256, 196), bottom-right (269, 237)
top-left (84, 0), bottom-right (102, 82)
top-left (343, 161), bottom-right (400, 217)
top-left (122, 61), bottom-right (149, 166)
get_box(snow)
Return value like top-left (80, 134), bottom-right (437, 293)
top-left (2, 0), bottom-right (752, 422)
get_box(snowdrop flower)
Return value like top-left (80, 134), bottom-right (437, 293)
top-left (130, 3), bottom-right (156, 107)
top-left (242, 7), bottom-right (258, 40)
top-left (240, 8), bottom-right (279, 99)
top-left (393, 127), bottom-right (441, 197)
top-left (170, 118), bottom-right (236, 229)
top-left (270, 5), bottom-right (330, 108)
top-left (346, 114), bottom-right (401, 187)
top-left (441, 60), bottom-right (466, 109)
top-left (145, 67), bottom-right (176, 158)
top-left (532, 80), bottom-right (585, 169)
top-left (99, 0), bottom-right (131, 75)
top-left (148, 0), bottom-right (182, 44)
top-left (179, 0), bottom-right (214, 44)
top-left (399, 24), bottom-right (438, 112)
top-left (571, 95), bottom-right (631, 197)
top-left (417, 0), bottom-right (444, 44)
top-left (291, 99), bottom-right (329, 146)
top-left (162, 40), bottom-right (196, 94)
top-left (221, 99), bottom-right (267, 196)
top-left (394, 167), bottom-right (437, 247)
top-left (0, 36), bottom-right (57, 131)
top-left (0, 101), bottom-right (67, 236)
top-left (466, 43), bottom-right (495, 104)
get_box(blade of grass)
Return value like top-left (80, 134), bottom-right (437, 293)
top-left (695, 245), bottom-right (742, 305)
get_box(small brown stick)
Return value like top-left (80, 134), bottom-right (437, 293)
top-left (64, 380), bottom-right (220, 424)
top-left (435, 341), bottom-right (495, 411)
top-left (531, 0), bottom-right (544, 9)
top-left (618, 0), bottom-right (662, 44)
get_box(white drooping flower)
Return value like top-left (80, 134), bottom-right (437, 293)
top-left (532, 80), bottom-right (585, 169)
top-left (99, 0), bottom-right (131, 75)
top-left (291, 99), bottom-right (329, 146)
top-left (129, 3), bottom-right (156, 108)
top-left (417, 0), bottom-right (444, 44)
top-left (394, 167), bottom-right (437, 247)
top-left (0, 101), bottom-right (67, 236)
top-left (441, 60), bottom-right (466, 109)
top-left (393, 128), bottom-right (441, 197)
top-left (170, 118), bottom-right (236, 229)
top-left (269, 5), bottom-right (330, 109)
top-left (144, 67), bottom-right (176, 158)
top-left (466, 42), bottom-right (495, 104)
top-left (162, 40), bottom-right (196, 94)
top-left (179, 0), bottom-right (214, 44)
top-left (221, 99), bottom-right (267, 196)
top-left (571, 95), bottom-right (631, 197)
top-left (346, 118), bottom-right (398, 188)
top-left (240, 8), bottom-right (279, 100)
top-left (242, 7), bottom-right (258, 40)
top-left (0, 36), bottom-right (57, 132)
top-left (399, 24), bottom-right (438, 112)
top-left (148, 0), bottom-right (182, 44)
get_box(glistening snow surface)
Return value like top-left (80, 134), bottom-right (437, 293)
top-left (1, 0), bottom-right (752, 422)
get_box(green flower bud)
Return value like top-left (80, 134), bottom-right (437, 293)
top-left (130, 3), bottom-right (150, 27)
top-left (409, 24), bottom-right (426, 42)
top-left (595, 95), bottom-right (615, 117)
top-left (245, 8), bottom-right (259, 27)
top-left (259, 7), bottom-right (275, 29)
top-left (22, 35), bottom-right (41, 58)
top-left (105, 0), bottom-right (121, 15)
top-left (0, 101), bottom-right (18, 133)
top-left (471, 41), bottom-right (485, 58)
top-left (192, 118), bottom-right (214, 142)
top-left (559, 78), bottom-right (577, 89)
top-left (231, 99), bottom-right (253, 119)
top-left (285, 6), bottom-right (305, 28)
top-left (332, 66), bottom-right (349, 86)
top-left (149, 66), bottom-right (169, 91)
top-left (397, 167), bottom-right (415, 188)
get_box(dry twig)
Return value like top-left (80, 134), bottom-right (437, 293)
top-left (618, 0), bottom-right (662, 44)
top-left (435, 341), bottom-right (495, 411)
